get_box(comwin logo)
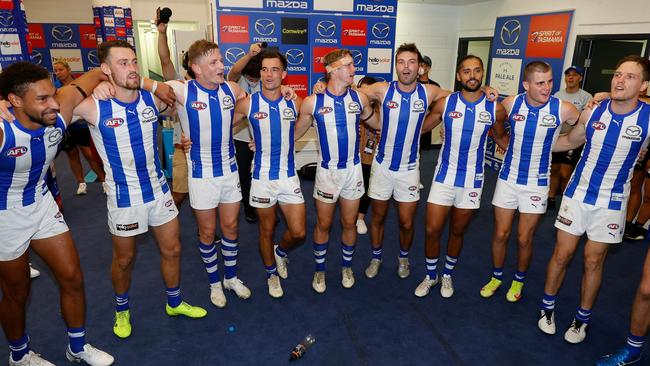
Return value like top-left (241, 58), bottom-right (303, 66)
top-left (253, 112), bottom-right (268, 120)
top-left (52, 25), bottom-right (73, 42)
top-left (285, 49), bottom-right (304, 65)
top-left (371, 23), bottom-right (390, 39)
top-left (592, 121), bottom-right (606, 130)
top-left (512, 114), bottom-right (526, 122)
top-left (386, 101), bottom-right (399, 109)
top-left (448, 111), bottom-right (463, 119)
top-left (317, 21), bottom-right (336, 38)
top-left (104, 118), bottom-right (124, 128)
top-left (225, 48), bottom-right (245, 64)
top-left (5, 146), bottom-right (27, 157)
top-left (191, 101), bottom-right (207, 110)
top-left (254, 18), bottom-right (275, 36)
top-left (500, 19), bottom-right (521, 46)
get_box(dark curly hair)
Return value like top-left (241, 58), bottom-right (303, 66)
top-left (0, 61), bottom-right (51, 99)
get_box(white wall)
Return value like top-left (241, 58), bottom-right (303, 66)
top-left (396, 2), bottom-right (460, 89)
top-left (24, 0), bottom-right (93, 23)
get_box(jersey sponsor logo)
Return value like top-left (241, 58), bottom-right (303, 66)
top-left (591, 121), bottom-right (606, 130)
top-left (540, 114), bottom-right (557, 127)
top-left (48, 128), bottom-right (63, 147)
top-left (478, 111), bottom-right (492, 123)
top-left (252, 196), bottom-right (271, 204)
top-left (448, 111), bottom-right (463, 119)
top-left (253, 111), bottom-right (268, 120)
top-left (116, 222), bottom-right (139, 231)
top-left (556, 215), bottom-right (572, 226)
top-left (282, 108), bottom-right (295, 120)
top-left (512, 113), bottom-right (526, 122)
top-left (5, 146), bottom-right (27, 157)
top-left (348, 101), bottom-right (361, 114)
top-left (623, 125), bottom-right (643, 141)
top-left (412, 99), bottom-right (425, 113)
top-left (141, 107), bottom-right (157, 123)
top-left (104, 117), bottom-right (125, 128)
top-left (191, 101), bottom-right (207, 110)
top-left (223, 95), bottom-right (234, 109)
top-left (318, 106), bottom-right (333, 115)
top-left (386, 100), bottom-right (399, 109)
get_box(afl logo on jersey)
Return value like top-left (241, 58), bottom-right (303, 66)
top-left (104, 118), bottom-right (124, 128)
top-left (592, 121), bottom-right (606, 130)
top-left (191, 101), bottom-right (207, 110)
top-left (253, 112), bottom-right (268, 120)
top-left (318, 106), bottom-right (333, 115)
top-left (386, 101), bottom-right (399, 109)
top-left (512, 114), bottom-right (526, 122)
top-left (448, 111), bottom-right (463, 119)
top-left (5, 146), bottom-right (27, 157)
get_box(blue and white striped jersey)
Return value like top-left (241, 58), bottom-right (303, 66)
top-left (0, 113), bottom-right (65, 210)
top-left (248, 92), bottom-right (297, 180)
top-left (376, 81), bottom-right (429, 172)
top-left (434, 92), bottom-right (495, 188)
top-left (565, 100), bottom-right (650, 210)
top-left (312, 89), bottom-right (362, 169)
top-left (499, 93), bottom-right (563, 186)
top-left (90, 91), bottom-right (169, 208)
top-left (177, 80), bottom-right (237, 178)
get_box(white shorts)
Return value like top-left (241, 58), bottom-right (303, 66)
top-left (313, 164), bottom-right (364, 203)
top-left (427, 181), bottom-right (483, 209)
top-left (0, 193), bottom-right (68, 261)
top-left (107, 191), bottom-right (179, 237)
top-left (188, 171), bottom-right (242, 210)
top-left (555, 196), bottom-right (625, 244)
top-left (491, 179), bottom-right (548, 214)
top-left (368, 160), bottom-right (420, 202)
top-left (250, 176), bottom-right (304, 208)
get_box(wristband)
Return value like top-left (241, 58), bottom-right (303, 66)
top-left (151, 81), bottom-right (158, 94)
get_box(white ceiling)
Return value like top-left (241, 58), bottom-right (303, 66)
top-left (399, 0), bottom-right (491, 5)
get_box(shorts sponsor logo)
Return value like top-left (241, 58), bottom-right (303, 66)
top-left (512, 114), bottom-right (526, 122)
top-left (448, 111), bottom-right (463, 119)
top-left (318, 106), bottom-right (333, 115)
top-left (386, 101), bottom-right (399, 109)
top-left (294, 188), bottom-right (301, 194)
top-left (317, 189), bottom-right (334, 199)
top-left (253, 112), bottom-right (268, 120)
top-left (104, 117), bottom-right (124, 128)
top-left (592, 121), bottom-right (606, 130)
top-left (556, 215), bottom-right (572, 226)
top-left (116, 222), bottom-right (139, 231)
top-left (252, 196), bottom-right (271, 204)
top-left (191, 101), bottom-right (207, 110)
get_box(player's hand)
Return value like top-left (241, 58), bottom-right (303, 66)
top-left (180, 133), bottom-right (192, 153)
top-left (312, 81), bottom-right (326, 94)
top-left (248, 139), bottom-right (256, 152)
top-left (280, 85), bottom-right (297, 100)
top-left (439, 126), bottom-right (445, 140)
top-left (155, 7), bottom-right (168, 33)
top-left (249, 42), bottom-right (263, 57)
top-left (639, 148), bottom-right (647, 163)
top-left (92, 81), bottom-right (115, 100)
top-left (0, 100), bottom-right (14, 122)
top-left (154, 82), bottom-right (177, 107)
top-left (587, 92), bottom-right (610, 109)
top-left (484, 85), bottom-right (499, 101)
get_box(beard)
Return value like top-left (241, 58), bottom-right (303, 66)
top-left (115, 73), bottom-right (140, 90)
top-left (461, 79), bottom-right (482, 92)
top-left (27, 108), bottom-right (58, 126)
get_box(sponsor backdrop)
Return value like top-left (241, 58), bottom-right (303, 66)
top-left (485, 10), bottom-right (574, 171)
top-left (93, 6), bottom-right (135, 47)
top-left (28, 23), bottom-right (98, 73)
top-left (215, 0), bottom-right (398, 99)
top-left (0, 0), bottom-right (31, 70)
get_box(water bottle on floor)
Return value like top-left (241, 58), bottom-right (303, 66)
top-left (289, 334), bottom-right (316, 362)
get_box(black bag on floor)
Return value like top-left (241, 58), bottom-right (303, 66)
top-left (298, 162), bottom-right (317, 180)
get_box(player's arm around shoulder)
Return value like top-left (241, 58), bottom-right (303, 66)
top-left (295, 94), bottom-right (315, 140)
top-left (234, 94), bottom-right (251, 126)
top-left (357, 81), bottom-right (389, 105)
top-left (424, 84), bottom-right (451, 106)
top-left (501, 95), bottom-right (516, 116)
top-left (358, 92), bottom-right (380, 130)
top-left (421, 96), bottom-right (446, 134)
top-left (561, 100), bottom-right (580, 126)
top-left (226, 80), bottom-right (248, 102)
top-left (72, 96), bottom-right (99, 127)
top-left (554, 104), bottom-right (590, 152)
top-left (492, 102), bottom-right (509, 150)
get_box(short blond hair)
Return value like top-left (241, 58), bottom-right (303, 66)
top-left (187, 40), bottom-right (219, 65)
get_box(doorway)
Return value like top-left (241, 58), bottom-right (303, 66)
top-left (455, 37), bottom-right (492, 91)
top-left (572, 34), bottom-right (650, 95)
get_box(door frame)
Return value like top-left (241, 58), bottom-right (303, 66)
top-left (455, 37), bottom-right (492, 91)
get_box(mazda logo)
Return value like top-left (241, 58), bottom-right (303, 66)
top-left (283, 108), bottom-right (294, 118)
top-left (371, 23), bottom-right (390, 39)
top-left (316, 20), bottom-right (336, 38)
top-left (626, 125), bottom-right (642, 137)
top-left (542, 115), bottom-right (556, 124)
top-left (350, 50), bottom-right (363, 65)
top-left (30, 50), bottom-right (43, 65)
top-left (48, 129), bottom-right (63, 143)
top-left (254, 18), bottom-right (275, 36)
top-left (500, 19), bottom-right (521, 46)
top-left (0, 11), bottom-right (13, 27)
top-left (413, 100), bottom-right (424, 110)
top-left (224, 47), bottom-right (245, 64)
top-left (285, 49), bottom-right (304, 65)
top-left (87, 49), bottom-right (99, 66)
top-left (142, 107), bottom-right (156, 119)
top-left (52, 25), bottom-right (73, 42)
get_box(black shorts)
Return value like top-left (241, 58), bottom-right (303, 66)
top-left (552, 145), bottom-right (583, 166)
top-left (61, 123), bottom-right (91, 151)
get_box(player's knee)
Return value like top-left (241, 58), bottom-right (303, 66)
top-left (2, 280), bottom-right (30, 303)
top-left (399, 219), bottom-right (414, 232)
top-left (291, 228), bottom-right (306, 243)
top-left (552, 249), bottom-right (573, 267)
top-left (516, 233), bottom-right (533, 248)
top-left (583, 253), bottom-right (605, 272)
top-left (494, 228), bottom-right (511, 243)
top-left (58, 267), bottom-right (84, 292)
top-left (160, 241), bottom-right (182, 260)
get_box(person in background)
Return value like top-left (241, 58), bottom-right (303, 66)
top-left (548, 66), bottom-right (592, 210)
top-left (53, 61), bottom-right (105, 195)
top-left (355, 76), bottom-right (380, 235)
top-left (418, 56), bottom-right (440, 151)
top-left (227, 42), bottom-right (264, 224)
